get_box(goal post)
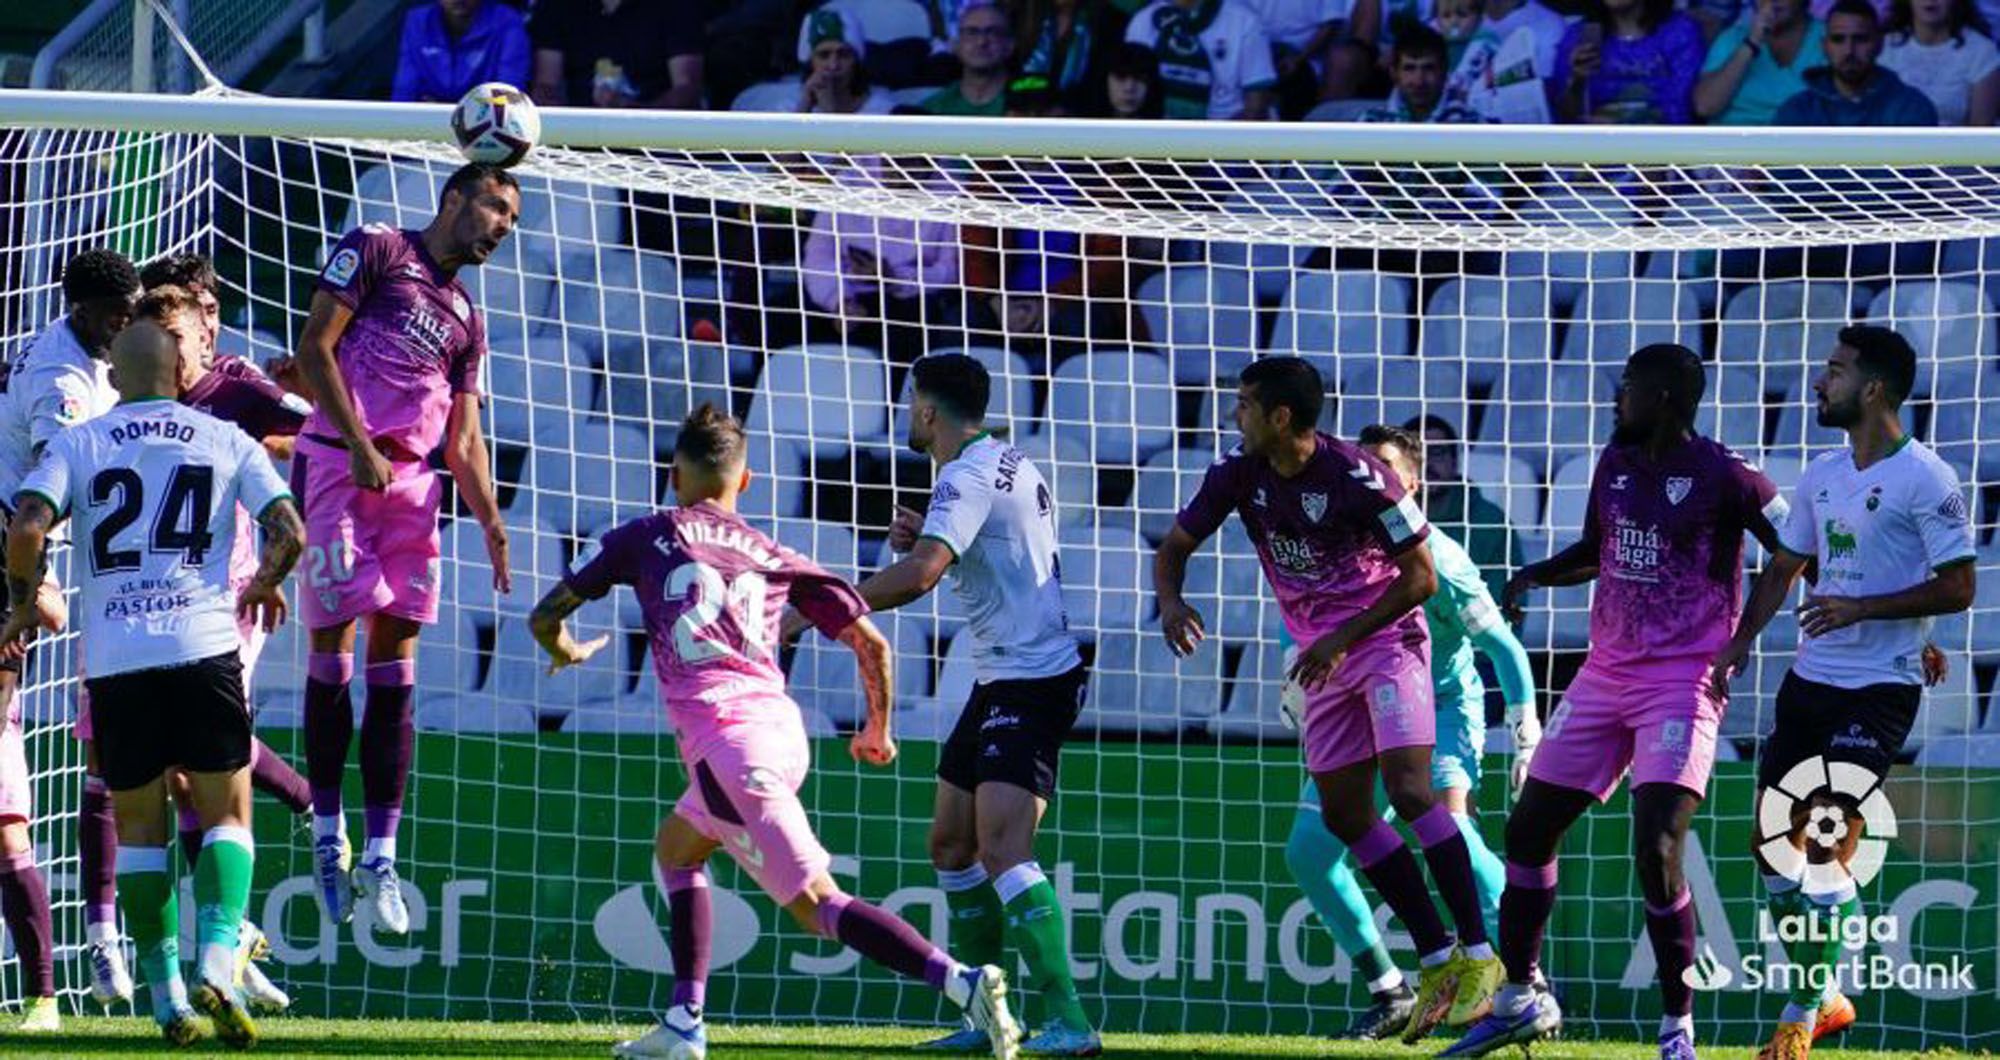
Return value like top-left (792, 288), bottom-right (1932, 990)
top-left (1, 88), bottom-right (1997, 1046)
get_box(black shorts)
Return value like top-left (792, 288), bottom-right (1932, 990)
top-left (937, 665), bottom-right (1088, 800)
top-left (1757, 669), bottom-right (1921, 791)
top-left (86, 652), bottom-right (250, 792)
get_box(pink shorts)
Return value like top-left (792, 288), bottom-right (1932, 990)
top-left (293, 436), bottom-right (443, 630)
top-left (673, 713), bottom-right (830, 905)
top-left (0, 697), bottom-right (27, 824)
top-left (1527, 666), bottom-right (1724, 802)
top-left (1300, 637), bottom-right (1434, 775)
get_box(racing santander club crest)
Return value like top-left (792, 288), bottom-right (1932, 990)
top-left (1665, 476), bottom-right (1693, 506)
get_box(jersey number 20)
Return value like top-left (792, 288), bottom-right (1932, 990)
top-left (88, 465), bottom-right (215, 574)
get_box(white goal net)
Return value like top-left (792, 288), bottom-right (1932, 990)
top-left (1, 88), bottom-right (1996, 1046)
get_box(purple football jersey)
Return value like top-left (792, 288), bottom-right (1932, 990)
top-left (1177, 433), bottom-right (1431, 654)
top-left (565, 501), bottom-right (869, 754)
top-left (185, 356), bottom-right (308, 441)
top-left (306, 226), bottom-right (485, 458)
top-left (1581, 436), bottom-right (1781, 682)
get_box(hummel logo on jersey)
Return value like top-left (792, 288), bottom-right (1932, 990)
top-left (451, 293), bottom-right (471, 321)
top-left (1301, 492), bottom-right (1328, 523)
top-left (1253, 487), bottom-right (1266, 507)
top-left (1665, 476), bottom-right (1693, 506)
top-left (1348, 466), bottom-right (1387, 492)
top-left (728, 832), bottom-right (766, 869)
top-left (1611, 474), bottom-right (1630, 490)
top-left (400, 263), bottom-right (426, 280)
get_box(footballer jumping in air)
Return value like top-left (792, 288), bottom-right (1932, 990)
top-left (293, 162), bottom-right (516, 933)
top-left (1283, 422), bottom-right (1540, 1040)
top-left (1452, 344), bottom-right (1788, 1060)
top-left (2, 321), bottom-right (304, 1047)
top-left (531, 405), bottom-right (1022, 1060)
top-left (0, 247), bottom-right (141, 1023)
top-left (1154, 357), bottom-right (1502, 1044)
top-left (1711, 327), bottom-right (1976, 1060)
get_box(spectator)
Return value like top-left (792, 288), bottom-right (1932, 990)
top-left (800, 159), bottom-right (965, 368)
top-left (1775, 0), bottom-right (1941, 122)
top-left (391, 0), bottom-right (532, 103)
top-left (1695, 0), bottom-right (1824, 124)
top-left (1553, 0), bottom-right (1704, 122)
top-left (1236, 0), bottom-right (1345, 117)
top-left (705, 0), bottom-right (799, 111)
top-left (528, 0), bottom-right (705, 109)
top-left (1437, 0), bottom-right (1557, 122)
top-left (1881, 0), bottom-right (2000, 124)
top-left (1125, 0), bottom-right (1279, 118)
top-left (922, 2), bottom-right (1018, 116)
top-left (1091, 41), bottom-right (1167, 116)
top-left (1362, 24), bottom-right (1488, 119)
top-left (1406, 414), bottom-right (1523, 603)
top-left (1480, 0), bottom-right (1567, 82)
top-left (797, 9), bottom-right (895, 114)
top-left (1018, 0), bottom-right (1129, 113)
top-left (1433, 0), bottom-right (1491, 71)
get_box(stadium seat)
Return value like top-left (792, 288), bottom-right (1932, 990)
top-left (583, 667), bottom-right (676, 733)
top-left (488, 615), bottom-right (623, 728)
top-left (1925, 391), bottom-right (2000, 481)
top-left (1012, 431), bottom-right (1097, 529)
top-left (1046, 349), bottom-right (1176, 466)
top-left (1211, 639), bottom-right (1299, 740)
top-left (1135, 266), bottom-right (1261, 386)
top-left (1267, 270), bottom-right (1415, 375)
top-left (1518, 580), bottom-right (1592, 652)
top-left (461, 250), bottom-right (558, 326)
top-left (1420, 278), bottom-right (1552, 392)
top-left (1462, 447), bottom-right (1541, 532)
top-left (1769, 399), bottom-right (1844, 457)
top-left (736, 432), bottom-right (811, 524)
top-left (745, 344), bottom-right (891, 460)
top-left (1058, 526), bottom-right (1150, 638)
top-left (485, 334), bottom-right (600, 447)
top-left (512, 173), bottom-right (623, 275)
top-left (1865, 281), bottom-right (1996, 400)
top-left (1557, 279), bottom-right (1704, 365)
top-left (1131, 446), bottom-right (1217, 543)
top-left (1910, 656), bottom-right (1983, 751)
top-left (415, 607), bottom-right (483, 700)
top-left (1477, 361), bottom-right (1607, 477)
top-left (786, 633), bottom-right (866, 727)
top-left (773, 519), bottom-right (863, 580)
top-left (900, 629), bottom-right (977, 741)
top-left (1914, 733), bottom-right (2000, 768)
top-left (525, 418), bottom-right (658, 535)
top-left (249, 622), bottom-right (306, 723)
top-left (1077, 632), bottom-right (1203, 736)
top-left (603, 337), bottom-right (736, 456)
top-left (1715, 282), bottom-right (1852, 405)
top-left (440, 512), bottom-right (557, 622)
top-left (1720, 655), bottom-right (1792, 741)
top-left (1206, 240), bottom-right (1314, 303)
top-left (1353, 353), bottom-right (1469, 436)
top-left (891, 347), bottom-right (1036, 443)
top-left (1506, 248), bottom-right (1636, 313)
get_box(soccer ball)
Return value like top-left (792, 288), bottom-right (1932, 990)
top-left (451, 82), bottom-right (539, 168)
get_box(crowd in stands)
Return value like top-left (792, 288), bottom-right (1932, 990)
top-left (391, 0), bottom-right (2000, 127)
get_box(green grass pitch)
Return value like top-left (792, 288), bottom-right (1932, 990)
top-left (0, 1019), bottom-right (1946, 1059)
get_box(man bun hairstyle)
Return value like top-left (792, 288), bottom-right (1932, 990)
top-left (675, 403), bottom-right (748, 474)
top-left (140, 252), bottom-right (217, 294)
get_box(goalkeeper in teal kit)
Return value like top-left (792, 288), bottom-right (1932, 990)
top-left (1282, 424), bottom-right (1541, 1040)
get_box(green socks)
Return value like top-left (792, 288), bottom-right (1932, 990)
top-left (938, 865), bottom-right (1005, 969)
top-left (193, 825), bottom-right (255, 987)
top-left (995, 862), bottom-right (1091, 1032)
top-left (115, 846), bottom-right (188, 1020)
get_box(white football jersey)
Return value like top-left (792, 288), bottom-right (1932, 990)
top-left (19, 399), bottom-right (292, 680)
top-left (919, 434), bottom-right (1082, 683)
top-left (0, 318), bottom-right (116, 507)
top-left (1777, 437), bottom-right (1976, 689)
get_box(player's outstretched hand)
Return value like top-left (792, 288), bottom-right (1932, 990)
top-left (1159, 599), bottom-right (1206, 657)
top-left (1798, 594), bottom-right (1865, 637)
top-left (1500, 570), bottom-right (1536, 626)
top-left (267, 355), bottom-right (310, 399)
top-left (888, 505), bottom-right (924, 553)
top-left (237, 581), bottom-right (290, 633)
top-left (349, 442), bottom-right (395, 493)
top-left (1921, 642), bottom-right (1948, 687)
top-left (850, 719), bottom-right (897, 768)
top-left (1287, 633), bottom-right (1347, 692)
top-left (484, 521), bottom-right (513, 594)
top-left (33, 579), bottom-right (65, 634)
top-left (546, 633), bottom-right (611, 675)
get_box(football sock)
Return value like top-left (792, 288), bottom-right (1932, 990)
top-left (1283, 808), bottom-right (1402, 989)
top-left (1500, 858), bottom-right (1559, 987)
top-left (1455, 811), bottom-right (1506, 945)
top-left (304, 651), bottom-right (355, 818)
top-left (996, 861), bottom-right (1090, 1031)
top-left (1351, 819), bottom-right (1453, 961)
top-left (116, 846), bottom-right (187, 1015)
top-left (658, 863), bottom-right (710, 1011)
top-left (1645, 886), bottom-right (1697, 1019)
top-left (360, 659), bottom-right (415, 865)
top-left (938, 864), bottom-right (1005, 969)
top-left (80, 774), bottom-right (118, 937)
top-left (194, 826), bottom-right (254, 988)
top-left (0, 850), bottom-right (54, 998)
top-left (1412, 804), bottom-right (1490, 952)
top-left (250, 737), bottom-right (313, 815)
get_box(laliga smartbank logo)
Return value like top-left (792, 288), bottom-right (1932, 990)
top-left (1681, 755), bottom-right (1977, 996)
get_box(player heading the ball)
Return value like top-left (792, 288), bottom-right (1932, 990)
top-left (292, 162), bottom-right (517, 935)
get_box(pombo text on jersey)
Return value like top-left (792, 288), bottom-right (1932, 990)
top-left (451, 83), bottom-right (540, 168)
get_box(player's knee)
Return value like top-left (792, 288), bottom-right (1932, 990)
top-left (1284, 813), bottom-right (1331, 879)
top-left (1503, 811), bottom-right (1554, 866)
top-left (787, 876), bottom-right (843, 936)
top-left (929, 826), bottom-right (978, 871)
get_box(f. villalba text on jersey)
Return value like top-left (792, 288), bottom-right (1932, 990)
top-left (1757, 908), bottom-right (1900, 947)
